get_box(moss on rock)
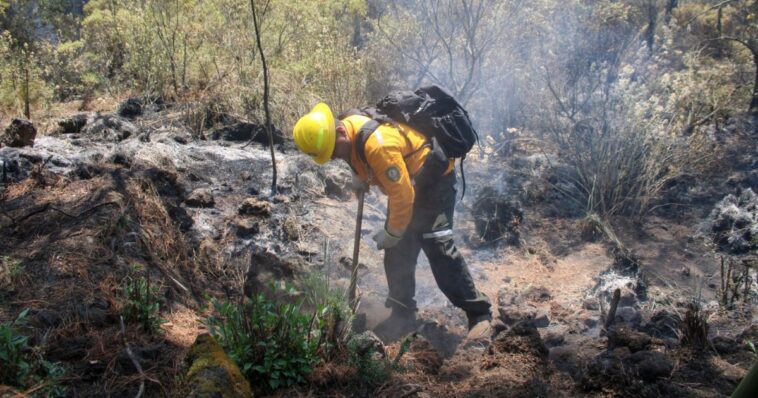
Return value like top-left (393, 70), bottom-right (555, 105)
top-left (186, 334), bottom-right (253, 398)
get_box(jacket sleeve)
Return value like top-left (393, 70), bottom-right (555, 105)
top-left (364, 137), bottom-right (414, 236)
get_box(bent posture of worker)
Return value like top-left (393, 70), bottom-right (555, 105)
top-left (293, 103), bottom-right (492, 341)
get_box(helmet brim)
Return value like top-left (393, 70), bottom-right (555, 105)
top-left (311, 103), bottom-right (335, 164)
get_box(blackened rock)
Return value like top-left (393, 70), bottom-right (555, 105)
top-left (56, 114), bottom-right (88, 134)
top-left (630, 350), bottom-right (674, 381)
top-left (3, 119), bottom-right (37, 147)
top-left (185, 188), bottom-right (215, 208)
top-left (118, 98), bottom-right (143, 118)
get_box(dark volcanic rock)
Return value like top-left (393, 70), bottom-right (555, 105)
top-left (3, 119), bottom-right (37, 147)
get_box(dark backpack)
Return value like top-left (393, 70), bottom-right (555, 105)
top-left (348, 84), bottom-right (479, 198)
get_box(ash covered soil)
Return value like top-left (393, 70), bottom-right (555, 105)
top-left (0, 102), bottom-right (756, 397)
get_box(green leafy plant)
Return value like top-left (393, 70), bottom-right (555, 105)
top-left (301, 272), bottom-right (353, 359)
top-left (121, 266), bottom-right (164, 334)
top-left (205, 285), bottom-right (320, 392)
top-left (0, 309), bottom-right (67, 397)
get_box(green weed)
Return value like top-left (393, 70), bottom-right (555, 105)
top-left (0, 309), bottom-right (67, 397)
top-left (121, 266), bottom-right (164, 334)
top-left (205, 285), bottom-right (319, 392)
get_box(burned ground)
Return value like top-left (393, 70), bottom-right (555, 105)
top-left (0, 104), bottom-right (756, 397)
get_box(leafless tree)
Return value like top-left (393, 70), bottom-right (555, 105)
top-left (378, 0), bottom-right (522, 104)
top-left (250, 0), bottom-right (277, 194)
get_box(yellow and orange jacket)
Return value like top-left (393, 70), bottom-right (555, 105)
top-left (341, 115), bottom-right (454, 236)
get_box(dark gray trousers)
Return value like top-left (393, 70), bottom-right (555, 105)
top-left (383, 171), bottom-right (491, 319)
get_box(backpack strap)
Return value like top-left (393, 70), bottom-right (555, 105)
top-left (356, 119), bottom-right (380, 170)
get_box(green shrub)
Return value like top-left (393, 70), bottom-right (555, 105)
top-left (121, 268), bottom-right (164, 334)
top-left (205, 285), bottom-right (320, 392)
top-left (301, 272), bottom-right (353, 359)
top-left (0, 309), bottom-right (67, 397)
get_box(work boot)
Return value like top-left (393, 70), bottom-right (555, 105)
top-left (464, 312), bottom-right (493, 348)
top-left (373, 308), bottom-right (418, 343)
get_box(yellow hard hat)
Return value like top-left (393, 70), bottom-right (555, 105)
top-left (293, 103), bottom-right (336, 165)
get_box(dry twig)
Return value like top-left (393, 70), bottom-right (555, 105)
top-left (119, 316), bottom-right (145, 398)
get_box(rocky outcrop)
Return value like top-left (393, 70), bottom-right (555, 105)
top-left (3, 119), bottom-right (36, 147)
top-left (185, 334), bottom-right (253, 398)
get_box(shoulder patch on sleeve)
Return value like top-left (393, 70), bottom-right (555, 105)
top-left (385, 166), bottom-right (401, 182)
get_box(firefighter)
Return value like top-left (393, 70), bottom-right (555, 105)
top-left (293, 103), bottom-right (492, 342)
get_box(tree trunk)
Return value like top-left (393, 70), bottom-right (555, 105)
top-left (23, 63), bottom-right (30, 120)
top-left (250, 0), bottom-right (277, 195)
top-left (664, 0), bottom-right (677, 24)
top-left (716, 7), bottom-right (723, 58)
